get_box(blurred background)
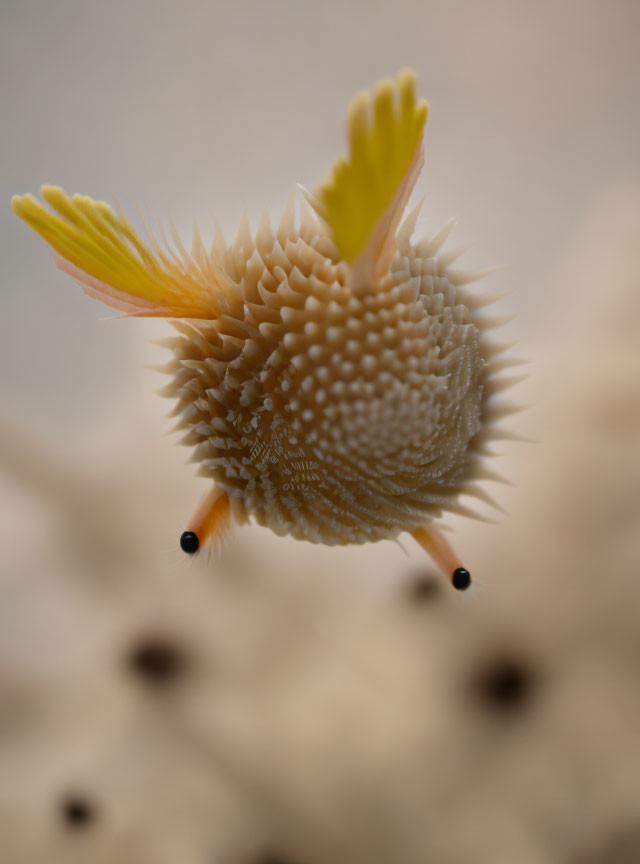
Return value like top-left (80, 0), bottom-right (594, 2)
top-left (1, 1), bottom-right (639, 862)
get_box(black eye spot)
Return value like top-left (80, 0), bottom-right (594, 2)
top-left (406, 572), bottom-right (442, 603)
top-left (471, 654), bottom-right (536, 713)
top-left (452, 567), bottom-right (471, 591)
top-left (126, 637), bottom-right (186, 687)
top-left (60, 795), bottom-right (95, 829)
top-left (180, 531), bottom-right (199, 554)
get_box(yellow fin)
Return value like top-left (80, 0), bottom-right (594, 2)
top-left (315, 69), bottom-right (428, 273)
top-left (11, 186), bottom-right (223, 318)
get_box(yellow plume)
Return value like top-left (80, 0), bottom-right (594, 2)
top-left (11, 187), bottom-right (223, 318)
top-left (315, 68), bottom-right (428, 274)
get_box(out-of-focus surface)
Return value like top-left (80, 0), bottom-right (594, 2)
top-left (1, 2), bottom-right (639, 862)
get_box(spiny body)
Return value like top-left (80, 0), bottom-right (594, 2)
top-left (12, 70), bottom-right (520, 585)
top-left (163, 202), bottom-right (494, 546)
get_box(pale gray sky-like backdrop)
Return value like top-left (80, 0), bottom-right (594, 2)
top-left (2, 0), bottom-right (639, 440)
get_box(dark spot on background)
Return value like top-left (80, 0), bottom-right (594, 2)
top-left (571, 825), bottom-right (640, 864)
top-left (253, 854), bottom-right (306, 864)
top-left (60, 794), bottom-right (95, 829)
top-left (406, 571), bottom-right (442, 604)
top-left (126, 636), bottom-right (187, 687)
top-left (470, 653), bottom-right (537, 713)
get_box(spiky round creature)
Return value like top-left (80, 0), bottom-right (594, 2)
top-left (12, 70), bottom-right (519, 589)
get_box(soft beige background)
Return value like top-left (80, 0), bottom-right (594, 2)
top-left (1, 2), bottom-right (640, 863)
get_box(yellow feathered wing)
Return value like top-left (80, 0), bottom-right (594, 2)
top-left (12, 70), bottom-right (427, 312)
top-left (11, 186), bottom-right (224, 318)
top-left (314, 68), bottom-right (428, 287)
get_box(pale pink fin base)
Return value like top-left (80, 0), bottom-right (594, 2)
top-left (350, 139), bottom-right (424, 293)
top-left (54, 254), bottom-right (175, 317)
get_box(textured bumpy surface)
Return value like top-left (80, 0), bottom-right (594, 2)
top-left (162, 202), bottom-right (500, 544)
top-left (12, 69), bottom-right (515, 548)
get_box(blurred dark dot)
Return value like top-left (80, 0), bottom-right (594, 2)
top-left (406, 572), bottom-right (441, 603)
top-left (471, 654), bottom-right (536, 713)
top-left (126, 636), bottom-right (186, 687)
top-left (571, 826), bottom-right (640, 864)
top-left (253, 854), bottom-right (305, 864)
top-left (60, 795), bottom-right (95, 829)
